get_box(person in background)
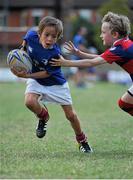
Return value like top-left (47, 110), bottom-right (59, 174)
top-left (51, 12), bottom-right (133, 116)
top-left (11, 16), bottom-right (93, 153)
top-left (71, 27), bottom-right (91, 88)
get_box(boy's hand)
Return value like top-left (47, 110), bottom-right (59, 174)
top-left (11, 67), bottom-right (28, 78)
top-left (64, 41), bottom-right (79, 55)
top-left (51, 55), bottom-right (67, 66)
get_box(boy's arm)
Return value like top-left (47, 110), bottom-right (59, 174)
top-left (20, 40), bottom-right (27, 51)
top-left (64, 41), bottom-right (98, 59)
top-left (11, 68), bottom-right (50, 79)
top-left (14, 39), bottom-right (50, 78)
top-left (75, 49), bottom-right (99, 59)
top-left (26, 71), bottom-right (50, 79)
top-left (51, 55), bottom-right (107, 68)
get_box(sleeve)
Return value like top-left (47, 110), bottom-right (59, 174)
top-left (23, 29), bottom-right (36, 42)
top-left (100, 47), bottom-right (123, 64)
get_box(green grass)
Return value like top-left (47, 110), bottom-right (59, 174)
top-left (0, 81), bottom-right (133, 179)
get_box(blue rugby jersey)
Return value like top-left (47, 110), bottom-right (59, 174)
top-left (23, 28), bottom-right (66, 86)
top-left (101, 37), bottom-right (133, 82)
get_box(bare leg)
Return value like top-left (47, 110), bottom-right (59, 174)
top-left (61, 104), bottom-right (92, 153)
top-left (25, 93), bottom-right (49, 138)
top-left (25, 93), bottom-right (42, 114)
top-left (61, 105), bottom-right (82, 135)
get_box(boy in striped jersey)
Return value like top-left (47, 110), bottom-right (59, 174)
top-left (51, 12), bottom-right (133, 116)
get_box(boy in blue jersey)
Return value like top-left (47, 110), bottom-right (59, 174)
top-left (11, 16), bottom-right (92, 153)
top-left (51, 12), bottom-right (133, 116)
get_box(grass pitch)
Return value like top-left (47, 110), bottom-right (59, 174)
top-left (0, 81), bottom-right (133, 179)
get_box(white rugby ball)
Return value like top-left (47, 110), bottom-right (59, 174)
top-left (7, 49), bottom-right (32, 73)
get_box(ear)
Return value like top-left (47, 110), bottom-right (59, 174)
top-left (112, 31), bottom-right (119, 38)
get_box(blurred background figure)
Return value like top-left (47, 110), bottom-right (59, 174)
top-left (0, 0), bottom-right (132, 86)
top-left (70, 26), bottom-right (97, 88)
top-left (71, 26), bottom-right (88, 88)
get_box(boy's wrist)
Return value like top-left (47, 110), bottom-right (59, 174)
top-left (75, 48), bottom-right (80, 55)
top-left (25, 73), bottom-right (31, 78)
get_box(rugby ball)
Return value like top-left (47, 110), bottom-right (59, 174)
top-left (7, 49), bottom-right (32, 73)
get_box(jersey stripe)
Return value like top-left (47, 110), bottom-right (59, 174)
top-left (100, 38), bottom-right (133, 81)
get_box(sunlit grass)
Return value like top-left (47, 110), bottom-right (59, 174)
top-left (0, 82), bottom-right (133, 179)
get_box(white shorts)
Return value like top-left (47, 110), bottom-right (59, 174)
top-left (25, 79), bottom-right (72, 105)
top-left (128, 85), bottom-right (133, 96)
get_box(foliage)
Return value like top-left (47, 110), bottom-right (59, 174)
top-left (93, 24), bottom-right (105, 53)
top-left (71, 16), bottom-right (96, 47)
top-left (99, 0), bottom-right (130, 16)
top-left (93, 0), bottom-right (133, 52)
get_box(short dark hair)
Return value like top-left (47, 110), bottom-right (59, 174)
top-left (38, 16), bottom-right (63, 39)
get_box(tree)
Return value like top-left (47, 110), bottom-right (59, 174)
top-left (94, 0), bottom-right (133, 52)
top-left (71, 16), bottom-right (95, 47)
top-left (99, 0), bottom-right (130, 16)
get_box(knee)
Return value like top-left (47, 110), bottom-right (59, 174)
top-left (25, 96), bottom-right (36, 109)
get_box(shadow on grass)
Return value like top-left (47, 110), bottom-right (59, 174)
top-left (22, 150), bottom-right (93, 160)
top-left (23, 149), bottom-right (133, 160)
top-left (92, 150), bottom-right (133, 160)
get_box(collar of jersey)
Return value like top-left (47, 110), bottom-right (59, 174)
top-left (43, 45), bottom-right (54, 49)
top-left (113, 36), bottom-right (129, 46)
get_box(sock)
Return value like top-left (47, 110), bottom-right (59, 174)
top-left (118, 99), bottom-right (133, 116)
top-left (37, 108), bottom-right (49, 122)
top-left (76, 132), bottom-right (87, 143)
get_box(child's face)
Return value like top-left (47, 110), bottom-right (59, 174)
top-left (39, 26), bottom-right (58, 48)
top-left (100, 22), bottom-right (115, 47)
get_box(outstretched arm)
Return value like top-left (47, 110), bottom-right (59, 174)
top-left (51, 55), bottom-right (107, 68)
top-left (64, 41), bottom-right (98, 59)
